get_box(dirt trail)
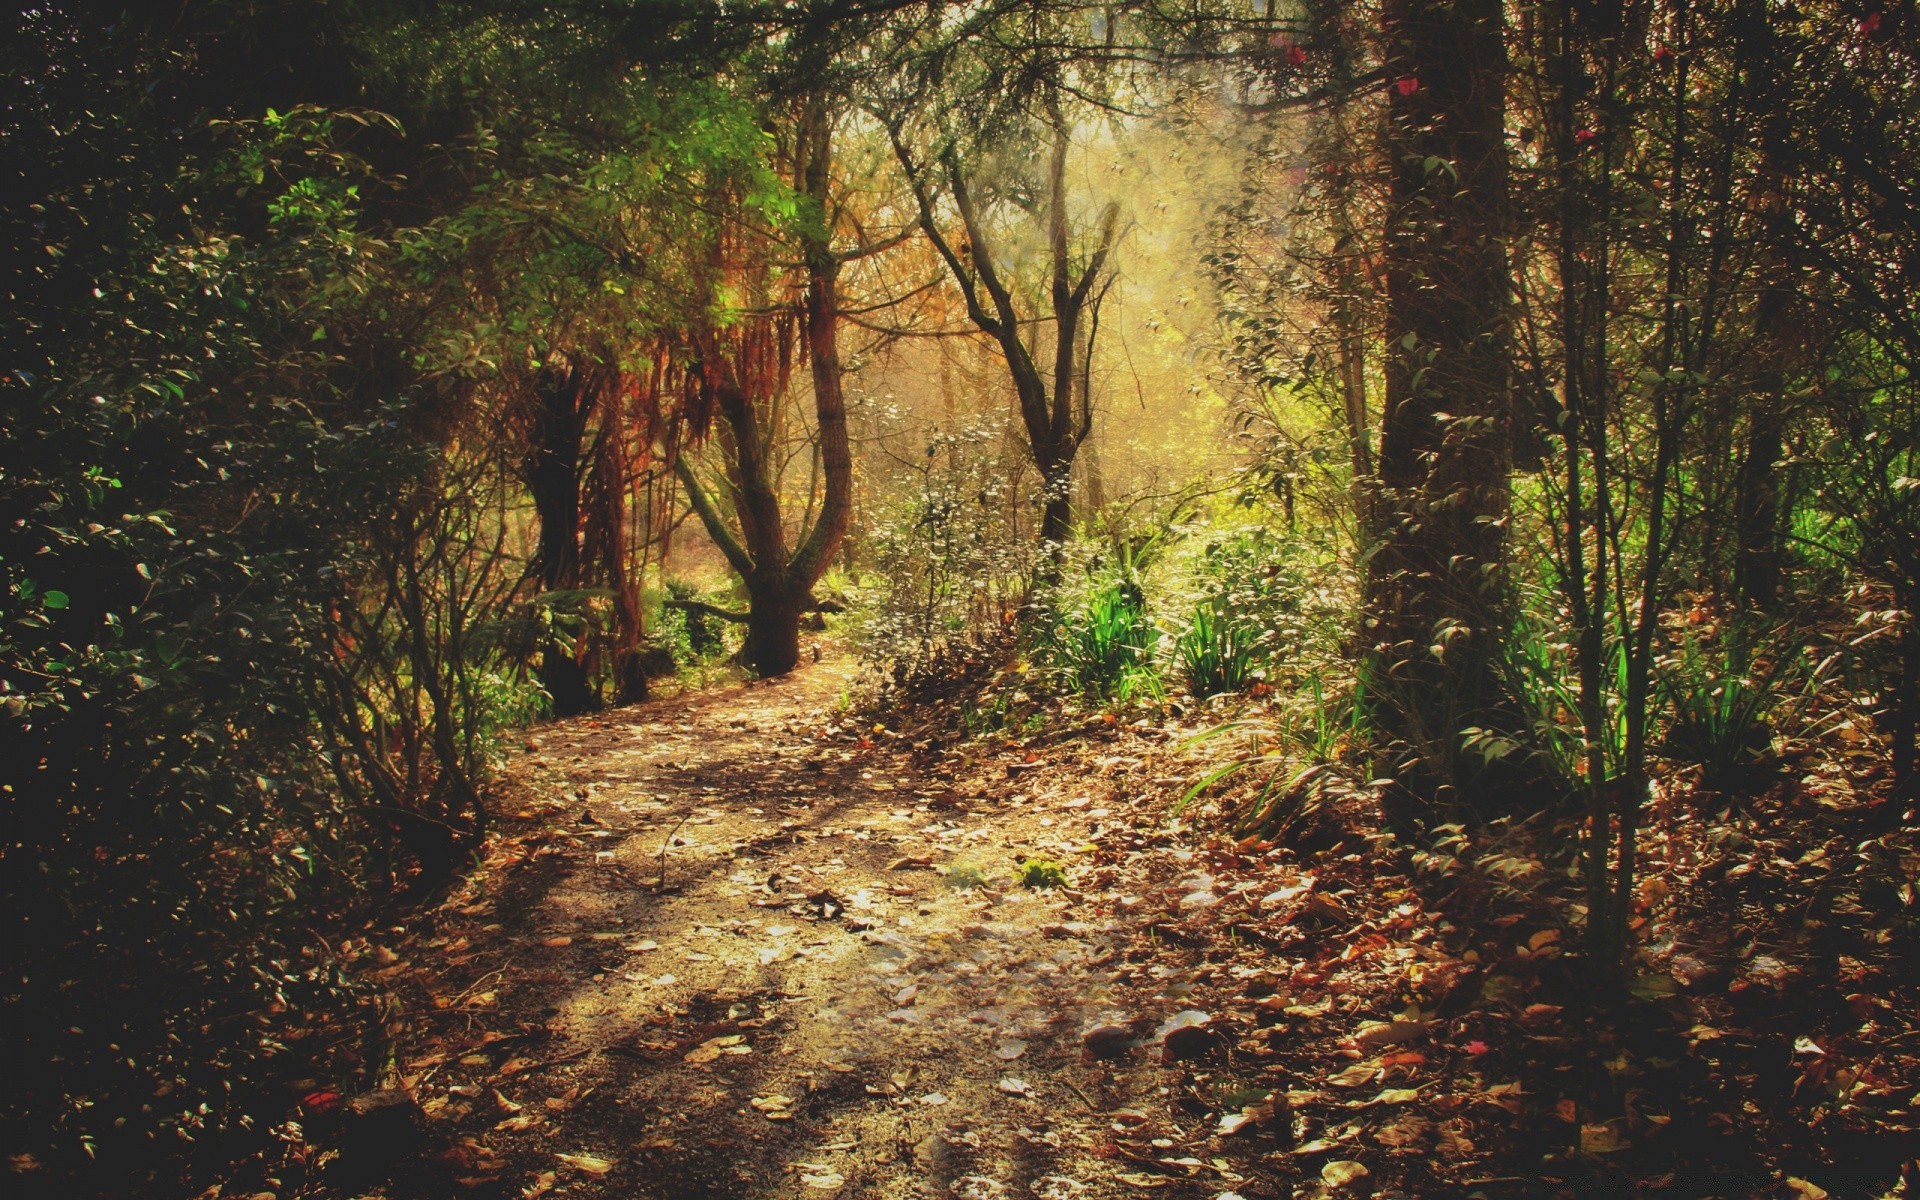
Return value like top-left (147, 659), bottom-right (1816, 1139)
top-left (391, 657), bottom-right (1220, 1200)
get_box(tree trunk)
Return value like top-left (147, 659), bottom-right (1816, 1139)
top-left (743, 571), bottom-right (803, 678)
top-left (789, 97), bottom-right (853, 596)
top-left (1365, 0), bottom-right (1513, 802)
top-left (1735, 396), bottom-right (1784, 611)
top-left (892, 100), bottom-right (1116, 581)
top-left (524, 362), bottom-right (598, 717)
top-left (1894, 583), bottom-right (1918, 810)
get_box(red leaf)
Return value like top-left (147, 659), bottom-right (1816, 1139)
top-left (301, 1090), bottom-right (342, 1114)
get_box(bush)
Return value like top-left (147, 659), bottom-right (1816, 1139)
top-left (1039, 572), bottom-right (1160, 703)
top-left (1175, 598), bottom-right (1265, 698)
top-left (1658, 623), bottom-right (1808, 791)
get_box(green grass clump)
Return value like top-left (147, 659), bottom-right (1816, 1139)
top-left (1018, 857), bottom-right (1068, 889)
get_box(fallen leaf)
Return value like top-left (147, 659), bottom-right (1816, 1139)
top-left (800, 1170), bottom-right (846, 1189)
top-left (541, 936), bottom-right (573, 948)
top-left (1321, 1160), bottom-right (1369, 1188)
top-left (554, 1153), bottom-right (615, 1177)
top-left (750, 1094), bottom-right (795, 1120)
top-left (522, 1170), bottom-right (557, 1197)
top-left (1116, 1173), bottom-right (1169, 1189)
top-left (999, 1077), bottom-right (1033, 1096)
top-left (1580, 1122), bottom-right (1630, 1154)
top-left (996, 1038), bottom-right (1029, 1060)
top-left (683, 1034), bottom-right (749, 1064)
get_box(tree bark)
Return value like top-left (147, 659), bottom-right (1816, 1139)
top-left (524, 361), bottom-right (599, 716)
top-left (1365, 0), bottom-right (1513, 803)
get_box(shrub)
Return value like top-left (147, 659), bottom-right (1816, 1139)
top-left (1175, 598), bottom-right (1265, 698)
top-left (1039, 573), bottom-right (1160, 703)
top-left (1658, 624), bottom-right (1807, 791)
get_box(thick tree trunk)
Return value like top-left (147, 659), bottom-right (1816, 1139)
top-left (743, 572), bottom-right (803, 678)
top-left (1365, 0), bottom-right (1513, 802)
top-left (525, 362), bottom-right (599, 717)
top-left (675, 99), bottom-right (855, 680)
top-left (595, 414), bottom-right (649, 705)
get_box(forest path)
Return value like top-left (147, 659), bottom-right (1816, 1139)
top-left (390, 653), bottom-right (1201, 1200)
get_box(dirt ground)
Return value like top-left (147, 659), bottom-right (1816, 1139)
top-left (301, 650), bottom-right (1916, 1200)
top-left (347, 655), bottom-right (1267, 1200)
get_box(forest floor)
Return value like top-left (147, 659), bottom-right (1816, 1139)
top-left (275, 648), bottom-right (1918, 1200)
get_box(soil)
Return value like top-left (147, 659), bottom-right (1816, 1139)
top-left (340, 656), bottom-right (1246, 1200)
top-left (287, 651), bottom-right (1918, 1200)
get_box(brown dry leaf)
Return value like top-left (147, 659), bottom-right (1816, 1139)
top-left (554, 1152), bottom-right (616, 1177)
top-left (1352, 1015), bottom-right (1435, 1050)
top-left (684, 1034), bottom-right (749, 1064)
top-left (1579, 1122), bottom-right (1630, 1154)
top-left (1328, 1063), bottom-right (1378, 1088)
top-left (1374, 1114), bottom-right (1433, 1149)
top-left (1321, 1161), bottom-right (1370, 1189)
top-left (750, 1094), bottom-right (795, 1119)
top-left (521, 1170), bottom-right (557, 1198)
top-left (541, 936), bottom-right (573, 948)
top-left (1116, 1173), bottom-right (1170, 1189)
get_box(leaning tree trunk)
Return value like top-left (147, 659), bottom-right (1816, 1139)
top-left (1364, 0), bottom-right (1513, 806)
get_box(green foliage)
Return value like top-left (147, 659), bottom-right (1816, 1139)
top-left (0, 2), bottom-right (781, 1179)
top-left (1501, 600), bottom-right (1629, 795)
top-left (659, 580), bottom-right (741, 669)
top-left (1175, 598), bottom-right (1264, 699)
top-left (852, 416), bottom-right (1034, 672)
top-left (945, 862), bottom-right (990, 891)
top-left (1657, 625), bottom-right (1807, 791)
top-left (1176, 672), bottom-right (1368, 842)
top-left (1038, 570), bottom-right (1161, 704)
top-left (1017, 857), bottom-right (1068, 889)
